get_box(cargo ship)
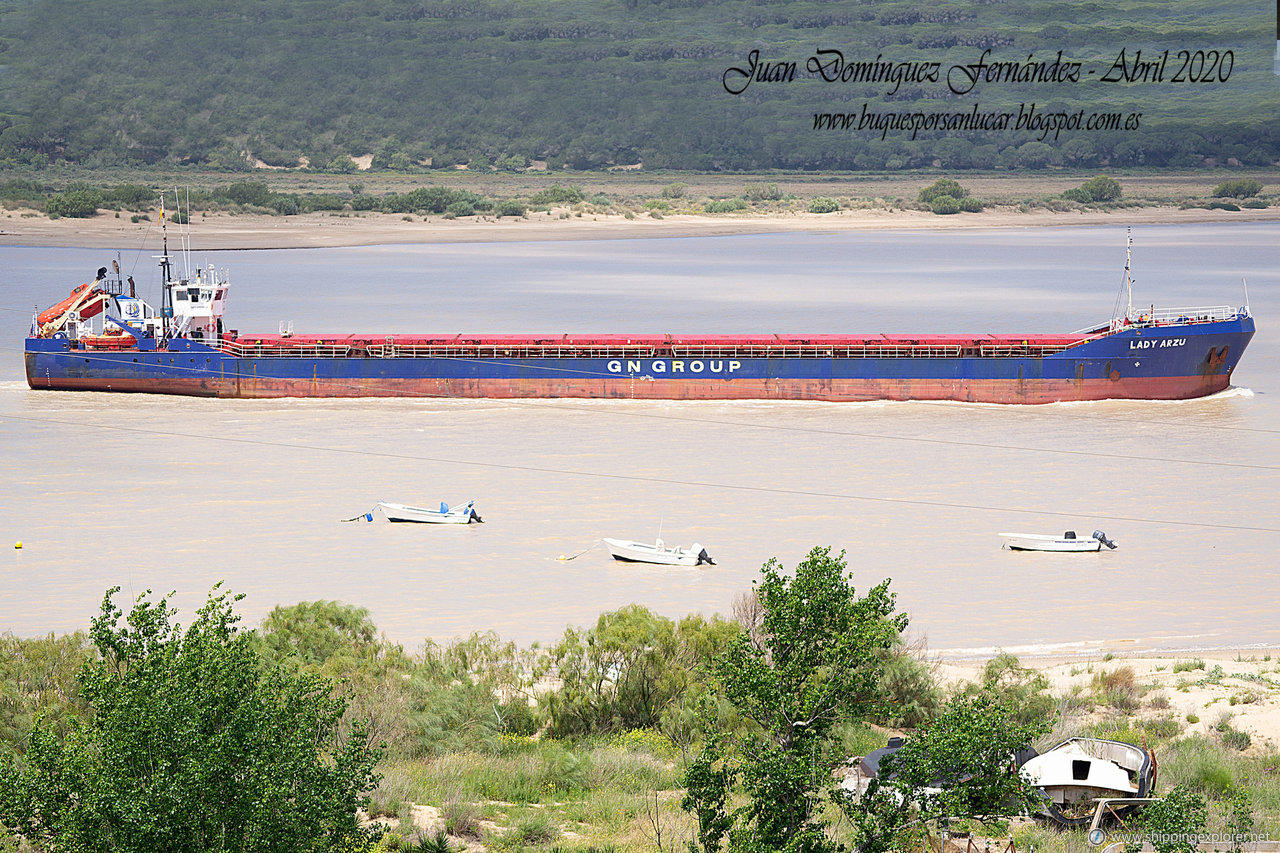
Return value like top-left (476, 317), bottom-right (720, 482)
top-left (24, 234), bottom-right (1254, 404)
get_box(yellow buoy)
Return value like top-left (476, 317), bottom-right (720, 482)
top-left (14, 542), bottom-right (21, 550)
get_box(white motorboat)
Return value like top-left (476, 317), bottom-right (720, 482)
top-left (1000, 529), bottom-right (1116, 551)
top-left (347, 500), bottom-right (482, 524)
top-left (602, 538), bottom-right (714, 566)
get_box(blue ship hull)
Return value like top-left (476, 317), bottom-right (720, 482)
top-left (25, 315), bottom-right (1254, 404)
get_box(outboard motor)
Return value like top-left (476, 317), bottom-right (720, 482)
top-left (695, 547), bottom-right (715, 566)
top-left (1092, 530), bottom-right (1118, 550)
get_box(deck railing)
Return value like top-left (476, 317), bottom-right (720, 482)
top-left (211, 340), bottom-right (1075, 360)
top-left (1110, 305), bottom-right (1245, 331)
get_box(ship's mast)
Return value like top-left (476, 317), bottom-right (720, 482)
top-left (157, 191), bottom-right (173, 339)
top-left (1124, 227), bottom-right (1134, 323)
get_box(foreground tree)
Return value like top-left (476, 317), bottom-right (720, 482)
top-left (842, 694), bottom-right (1051, 853)
top-left (683, 546), bottom-right (906, 853)
top-left (0, 586), bottom-right (381, 853)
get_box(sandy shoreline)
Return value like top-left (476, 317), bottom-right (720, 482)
top-left (4, 204), bottom-right (1279, 250)
top-left (939, 648), bottom-right (1280, 749)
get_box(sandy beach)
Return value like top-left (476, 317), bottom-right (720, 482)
top-left (4, 203), bottom-right (1280, 250)
top-left (940, 649), bottom-right (1280, 750)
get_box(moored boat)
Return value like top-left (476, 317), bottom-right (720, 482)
top-left (602, 538), bottom-right (715, 566)
top-left (23, 231), bottom-right (1254, 404)
top-left (348, 500), bottom-right (482, 524)
top-left (1000, 530), bottom-right (1117, 552)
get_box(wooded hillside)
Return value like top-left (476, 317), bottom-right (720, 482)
top-left (0, 0), bottom-right (1276, 171)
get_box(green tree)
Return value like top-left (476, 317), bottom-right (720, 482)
top-left (682, 546), bottom-right (905, 853)
top-left (543, 604), bottom-right (685, 737)
top-left (958, 651), bottom-right (1053, 726)
top-left (0, 586), bottom-right (382, 852)
top-left (409, 630), bottom-right (539, 753)
top-left (842, 695), bottom-right (1049, 853)
top-left (0, 632), bottom-right (93, 758)
top-left (260, 600), bottom-right (415, 752)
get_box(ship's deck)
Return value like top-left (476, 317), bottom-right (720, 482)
top-left (212, 331), bottom-right (1101, 360)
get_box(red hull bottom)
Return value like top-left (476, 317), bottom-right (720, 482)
top-left (30, 374), bottom-right (1234, 403)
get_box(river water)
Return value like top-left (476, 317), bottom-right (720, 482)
top-left (1, 224), bottom-right (1276, 658)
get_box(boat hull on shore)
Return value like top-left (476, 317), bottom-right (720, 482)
top-left (24, 317), bottom-right (1254, 404)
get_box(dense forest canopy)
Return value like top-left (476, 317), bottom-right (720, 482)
top-left (0, 0), bottom-right (1276, 171)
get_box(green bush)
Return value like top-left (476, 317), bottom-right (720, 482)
top-left (529, 184), bottom-right (583, 206)
top-left (743, 182), bottom-right (783, 201)
top-left (808, 196), bottom-right (839, 213)
top-left (1061, 187), bottom-right (1092, 203)
top-left (219, 181), bottom-right (273, 207)
top-left (1080, 174), bottom-right (1122, 201)
top-left (705, 198), bottom-right (746, 213)
top-left (1207, 200), bottom-right (1240, 211)
top-left (495, 200), bottom-right (526, 217)
top-left (1242, 199), bottom-right (1268, 209)
top-left (918, 178), bottom-right (967, 203)
top-left (929, 195), bottom-right (961, 215)
top-left (958, 196), bottom-right (983, 212)
top-left (445, 200), bottom-right (475, 217)
top-left (46, 186), bottom-right (104, 218)
top-left (1212, 178), bottom-right (1263, 199)
top-left (104, 183), bottom-right (156, 209)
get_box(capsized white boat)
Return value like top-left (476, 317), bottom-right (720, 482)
top-left (1019, 737), bottom-right (1156, 827)
top-left (602, 538), bottom-right (714, 566)
top-left (346, 500), bottom-right (483, 524)
top-left (1000, 529), bottom-right (1116, 551)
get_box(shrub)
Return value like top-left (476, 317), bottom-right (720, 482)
top-left (808, 196), bottom-right (839, 213)
top-left (929, 195), bottom-right (961, 215)
top-left (743, 182), bottom-right (783, 201)
top-left (1242, 199), bottom-right (1268, 209)
top-left (1212, 178), bottom-right (1263, 199)
top-left (220, 181), bottom-right (273, 207)
top-left (1208, 201), bottom-right (1240, 211)
top-left (529, 184), bottom-right (582, 206)
top-left (958, 196), bottom-right (983, 212)
top-left (445, 200), bottom-right (474, 217)
top-left (1080, 174), bottom-right (1122, 201)
top-left (918, 178), bottom-right (968, 203)
top-left (705, 198), bottom-right (746, 213)
top-left (1216, 715), bottom-right (1251, 750)
top-left (510, 812), bottom-right (560, 845)
top-left (442, 800), bottom-right (480, 838)
top-left (1140, 785), bottom-right (1207, 853)
top-left (495, 200), bottom-right (526, 217)
top-left (105, 183), bottom-right (156, 209)
top-left (1173, 659), bottom-right (1205, 673)
top-left (46, 186), bottom-right (104, 218)
top-left (660, 182), bottom-right (686, 199)
top-left (961, 652), bottom-right (1054, 727)
top-left (1061, 187), bottom-right (1092, 203)
top-left (877, 651), bottom-right (942, 727)
top-left (270, 195), bottom-right (301, 215)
